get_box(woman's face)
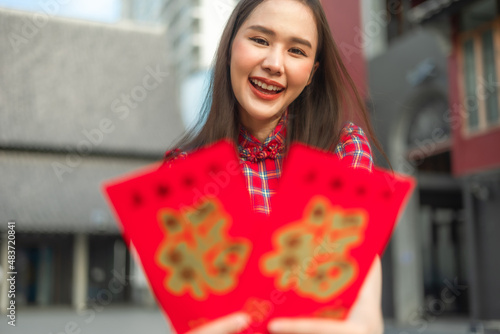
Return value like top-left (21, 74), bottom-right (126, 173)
top-left (230, 0), bottom-right (319, 126)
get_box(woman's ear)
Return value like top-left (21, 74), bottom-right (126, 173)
top-left (306, 62), bottom-right (320, 86)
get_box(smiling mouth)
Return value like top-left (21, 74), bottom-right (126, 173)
top-left (249, 78), bottom-right (285, 95)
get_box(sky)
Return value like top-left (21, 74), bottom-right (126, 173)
top-left (0, 0), bottom-right (121, 23)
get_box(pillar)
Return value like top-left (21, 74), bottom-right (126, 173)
top-left (72, 233), bottom-right (89, 311)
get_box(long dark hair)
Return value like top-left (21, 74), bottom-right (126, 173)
top-left (168, 0), bottom-right (386, 163)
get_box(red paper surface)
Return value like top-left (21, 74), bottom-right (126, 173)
top-left (104, 140), bottom-right (258, 333)
top-left (240, 142), bottom-right (415, 333)
top-left (102, 139), bottom-right (415, 334)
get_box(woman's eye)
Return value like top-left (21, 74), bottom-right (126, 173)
top-left (250, 37), bottom-right (268, 45)
top-left (290, 48), bottom-right (306, 56)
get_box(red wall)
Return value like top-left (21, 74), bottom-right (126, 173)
top-left (449, 27), bottom-right (500, 176)
top-left (321, 0), bottom-right (367, 97)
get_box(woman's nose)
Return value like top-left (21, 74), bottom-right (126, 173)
top-left (261, 48), bottom-right (284, 75)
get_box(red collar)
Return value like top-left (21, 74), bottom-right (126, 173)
top-left (238, 110), bottom-right (287, 163)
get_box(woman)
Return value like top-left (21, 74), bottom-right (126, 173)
top-left (165, 0), bottom-right (385, 333)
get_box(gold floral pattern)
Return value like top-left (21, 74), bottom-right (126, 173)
top-left (313, 305), bottom-right (348, 320)
top-left (260, 195), bottom-right (367, 301)
top-left (156, 198), bottom-right (251, 300)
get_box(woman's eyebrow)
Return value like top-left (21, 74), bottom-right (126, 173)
top-left (247, 25), bottom-right (312, 49)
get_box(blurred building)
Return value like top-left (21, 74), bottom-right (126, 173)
top-left (122, 0), bottom-right (166, 25)
top-left (162, 0), bottom-right (237, 77)
top-left (162, 0), bottom-right (238, 128)
top-left (0, 6), bottom-right (184, 311)
top-left (2, 0), bottom-right (499, 331)
top-left (362, 0), bottom-right (500, 330)
top-left (0, 0), bottom-right (235, 316)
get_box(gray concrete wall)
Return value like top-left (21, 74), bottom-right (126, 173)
top-left (0, 150), bottom-right (156, 233)
top-left (369, 25), bottom-right (500, 324)
top-left (368, 29), bottom-right (450, 323)
top-left (368, 29), bottom-right (449, 159)
top-left (0, 8), bottom-right (184, 155)
top-left (464, 172), bottom-right (500, 320)
top-left (0, 8), bottom-right (185, 231)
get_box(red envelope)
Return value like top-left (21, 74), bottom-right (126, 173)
top-left (239, 142), bottom-right (415, 333)
top-left (103, 139), bottom-right (415, 334)
top-left (103, 140), bottom-right (259, 334)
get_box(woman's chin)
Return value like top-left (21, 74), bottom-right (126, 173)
top-left (244, 109), bottom-right (282, 123)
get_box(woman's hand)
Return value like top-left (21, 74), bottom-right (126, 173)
top-left (267, 256), bottom-right (384, 334)
top-left (179, 312), bottom-right (251, 334)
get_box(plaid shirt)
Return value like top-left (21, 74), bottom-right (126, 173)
top-left (238, 112), bottom-right (373, 215)
top-left (164, 113), bottom-right (373, 216)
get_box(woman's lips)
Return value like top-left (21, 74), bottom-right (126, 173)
top-left (248, 79), bottom-right (284, 101)
top-left (250, 76), bottom-right (286, 90)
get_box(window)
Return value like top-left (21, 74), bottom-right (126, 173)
top-left (482, 30), bottom-right (499, 124)
top-left (462, 38), bottom-right (480, 131)
top-left (458, 0), bottom-right (500, 135)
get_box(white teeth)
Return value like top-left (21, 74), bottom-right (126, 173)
top-left (251, 79), bottom-right (283, 92)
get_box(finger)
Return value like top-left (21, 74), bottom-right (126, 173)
top-left (189, 312), bottom-right (251, 334)
top-left (268, 318), bottom-right (365, 334)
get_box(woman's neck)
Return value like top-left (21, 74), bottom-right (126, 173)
top-left (239, 111), bottom-right (283, 143)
